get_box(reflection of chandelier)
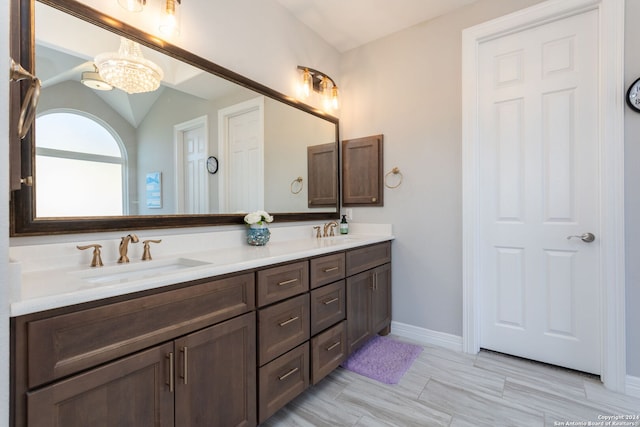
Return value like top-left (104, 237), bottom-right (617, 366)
top-left (95, 38), bottom-right (164, 94)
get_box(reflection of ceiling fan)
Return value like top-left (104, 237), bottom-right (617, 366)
top-left (41, 60), bottom-right (113, 91)
top-left (81, 64), bottom-right (113, 91)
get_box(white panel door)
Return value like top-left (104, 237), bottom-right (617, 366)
top-left (182, 125), bottom-right (207, 214)
top-left (227, 108), bottom-right (262, 213)
top-left (478, 10), bottom-right (600, 374)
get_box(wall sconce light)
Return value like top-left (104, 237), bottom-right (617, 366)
top-left (297, 66), bottom-right (339, 111)
top-left (117, 0), bottom-right (182, 37)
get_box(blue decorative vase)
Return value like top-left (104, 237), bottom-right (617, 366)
top-left (246, 224), bottom-right (270, 246)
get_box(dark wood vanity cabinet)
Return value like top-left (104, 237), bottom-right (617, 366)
top-left (13, 273), bottom-right (257, 427)
top-left (12, 241), bottom-right (392, 427)
top-left (345, 242), bottom-right (392, 354)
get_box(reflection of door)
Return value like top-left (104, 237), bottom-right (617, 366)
top-left (175, 116), bottom-right (208, 214)
top-left (218, 97), bottom-right (264, 213)
top-left (477, 10), bottom-right (600, 373)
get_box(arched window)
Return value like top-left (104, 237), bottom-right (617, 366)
top-left (35, 111), bottom-right (127, 217)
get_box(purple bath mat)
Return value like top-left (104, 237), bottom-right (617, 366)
top-left (341, 335), bottom-right (423, 384)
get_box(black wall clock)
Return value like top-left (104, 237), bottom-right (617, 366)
top-left (626, 77), bottom-right (640, 112)
top-left (206, 156), bottom-right (218, 174)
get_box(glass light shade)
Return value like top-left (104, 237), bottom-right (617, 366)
top-left (299, 68), bottom-right (312, 99)
top-left (95, 38), bottom-right (164, 94)
top-left (117, 0), bottom-right (144, 12)
top-left (321, 77), bottom-right (332, 111)
top-left (330, 85), bottom-right (339, 110)
top-left (159, 0), bottom-right (181, 36)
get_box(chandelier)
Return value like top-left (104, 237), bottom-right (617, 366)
top-left (95, 38), bottom-right (164, 94)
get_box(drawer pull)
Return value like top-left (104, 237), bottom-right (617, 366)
top-left (279, 316), bottom-right (300, 327)
top-left (326, 341), bottom-right (341, 351)
top-left (278, 367), bottom-right (299, 381)
top-left (323, 266), bottom-right (339, 273)
top-left (323, 297), bottom-right (339, 305)
top-left (166, 352), bottom-right (174, 392)
top-left (278, 278), bottom-right (298, 286)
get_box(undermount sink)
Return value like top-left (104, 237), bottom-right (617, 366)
top-left (72, 258), bottom-right (211, 285)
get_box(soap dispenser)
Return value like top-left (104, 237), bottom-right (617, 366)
top-left (340, 215), bottom-right (349, 234)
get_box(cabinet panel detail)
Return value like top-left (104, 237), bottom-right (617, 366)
top-left (258, 294), bottom-right (310, 366)
top-left (310, 252), bottom-right (345, 289)
top-left (174, 312), bottom-right (256, 427)
top-left (310, 280), bottom-right (345, 336)
top-left (256, 261), bottom-right (309, 307)
top-left (346, 241), bottom-right (391, 276)
top-left (26, 342), bottom-right (175, 427)
top-left (342, 134), bottom-right (383, 206)
top-left (27, 273), bottom-right (255, 388)
top-left (311, 320), bottom-right (346, 385)
top-left (258, 343), bottom-right (309, 424)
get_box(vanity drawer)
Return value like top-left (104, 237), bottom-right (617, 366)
top-left (258, 294), bottom-right (310, 365)
top-left (311, 320), bottom-right (346, 385)
top-left (258, 342), bottom-right (309, 424)
top-left (346, 241), bottom-right (391, 276)
top-left (310, 252), bottom-right (345, 289)
top-left (256, 260), bottom-right (309, 307)
top-left (25, 272), bottom-right (255, 388)
top-left (310, 280), bottom-right (345, 336)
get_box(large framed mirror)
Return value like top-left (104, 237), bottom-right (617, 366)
top-left (10, 0), bottom-right (340, 236)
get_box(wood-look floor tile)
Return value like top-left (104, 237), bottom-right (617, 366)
top-left (336, 371), bottom-right (452, 426)
top-left (502, 379), bottom-right (621, 425)
top-left (262, 342), bottom-right (639, 427)
top-left (418, 378), bottom-right (544, 426)
top-left (583, 380), bottom-right (640, 414)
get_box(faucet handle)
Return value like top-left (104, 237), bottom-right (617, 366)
top-left (313, 226), bottom-right (322, 239)
top-left (142, 239), bottom-right (162, 261)
top-left (329, 222), bottom-right (337, 237)
top-left (77, 244), bottom-right (104, 268)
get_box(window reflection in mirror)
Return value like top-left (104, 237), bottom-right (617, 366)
top-left (35, 112), bottom-right (125, 217)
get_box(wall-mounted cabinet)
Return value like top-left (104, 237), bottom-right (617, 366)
top-left (342, 134), bottom-right (384, 206)
top-left (307, 142), bottom-right (338, 207)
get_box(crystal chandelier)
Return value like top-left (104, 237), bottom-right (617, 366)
top-left (95, 38), bottom-right (164, 94)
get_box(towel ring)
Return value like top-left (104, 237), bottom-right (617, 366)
top-left (290, 176), bottom-right (303, 194)
top-left (384, 167), bottom-right (403, 189)
top-left (10, 59), bottom-right (41, 140)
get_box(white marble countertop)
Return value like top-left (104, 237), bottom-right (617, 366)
top-left (9, 223), bottom-right (393, 317)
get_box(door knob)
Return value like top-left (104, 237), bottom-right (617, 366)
top-left (566, 233), bottom-right (595, 243)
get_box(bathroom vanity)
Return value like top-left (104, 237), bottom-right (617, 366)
top-left (10, 233), bottom-right (392, 426)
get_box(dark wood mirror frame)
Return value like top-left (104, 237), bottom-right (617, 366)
top-left (9, 0), bottom-right (340, 236)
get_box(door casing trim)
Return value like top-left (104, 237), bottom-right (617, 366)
top-left (461, 0), bottom-right (626, 392)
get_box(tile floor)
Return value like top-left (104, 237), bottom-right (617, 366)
top-left (262, 337), bottom-right (640, 427)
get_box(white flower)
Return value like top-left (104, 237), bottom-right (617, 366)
top-left (244, 210), bottom-right (274, 225)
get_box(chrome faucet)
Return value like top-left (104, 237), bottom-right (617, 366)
top-left (118, 233), bottom-right (139, 263)
top-left (323, 221), bottom-right (338, 237)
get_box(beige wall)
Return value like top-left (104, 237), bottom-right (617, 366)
top-left (340, 0), bottom-right (546, 338)
top-left (340, 0), bottom-right (640, 379)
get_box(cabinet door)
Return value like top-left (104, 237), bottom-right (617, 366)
top-left (174, 312), bottom-right (256, 427)
top-left (342, 134), bottom-right (383, 206)
top-left (371, 263), bottom-right (392, 335)
top-left (346, 270), bottom-right (372, 354)
top-left (27, 342), bottom-right (174, 427)
top-left (307, 142), bottom-right (338, 207)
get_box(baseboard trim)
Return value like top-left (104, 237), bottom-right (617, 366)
top-left (626, 375), bottom-right (640, 399)
top-left (390, 321), bottom-right (463, 352)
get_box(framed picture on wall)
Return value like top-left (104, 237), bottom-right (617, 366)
top-left (146, 172), bottom-right (162, 209)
